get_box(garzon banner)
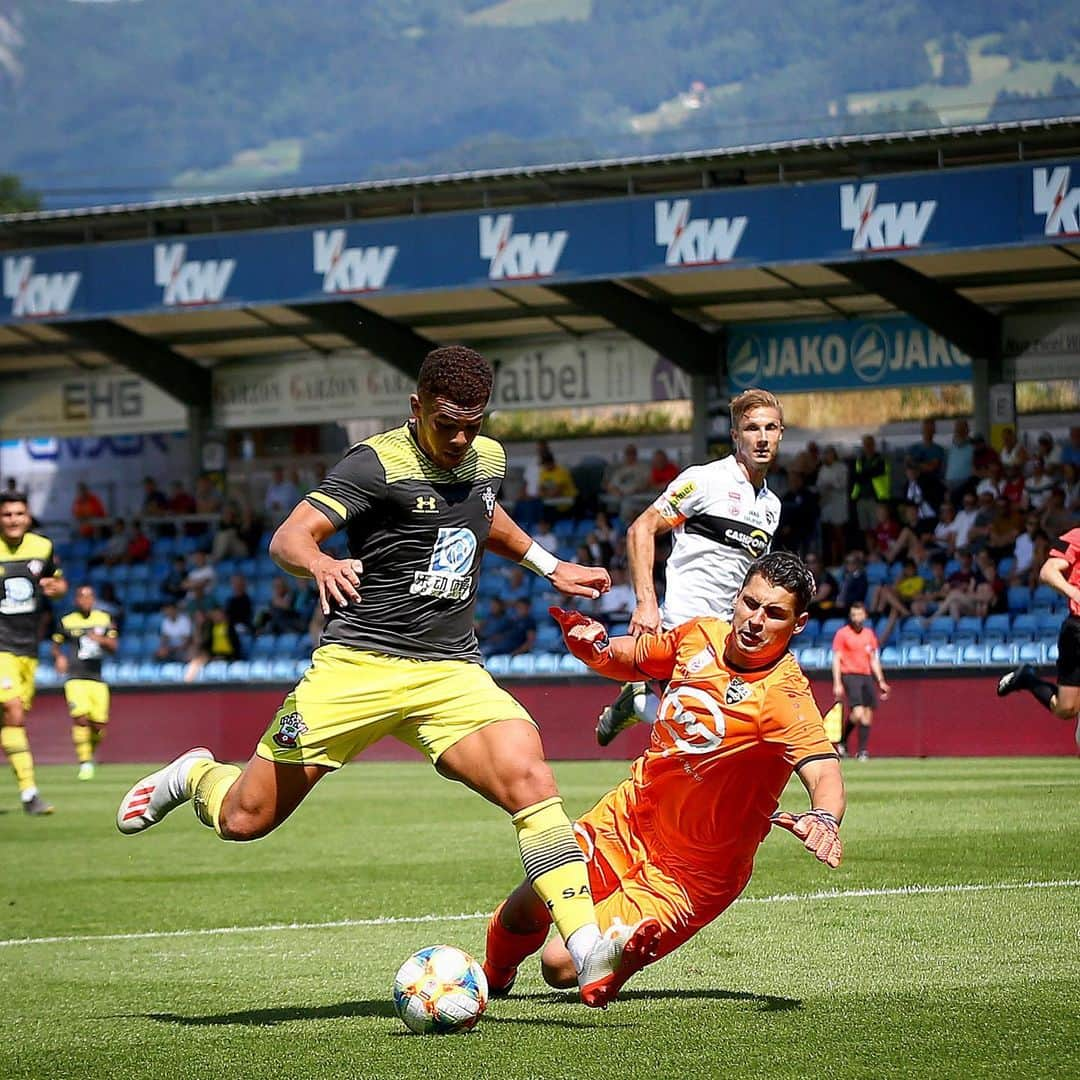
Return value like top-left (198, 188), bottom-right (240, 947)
top-left (212, 338), bottom-right (691, 428)
top-left (727, 317), bottom-right (971, 393)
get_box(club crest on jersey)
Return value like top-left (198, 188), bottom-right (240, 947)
top-left (724, 676), bottom-right (751, 705)
top-left (686, 646), bottom-right (715, 675)
top-left (481, 486), bottom-right (496, 519)
top-left (272, 711), bottom-right (308, 749)
top-left (728, 490), bottom-right (741, 516)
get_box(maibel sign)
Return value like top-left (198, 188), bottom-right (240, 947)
top-left (727, 316), bottom-right (971, 393)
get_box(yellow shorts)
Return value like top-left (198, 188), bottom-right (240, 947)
top-left (65, 678), bottom-right (110, 724)
top-left (575, 779), bottom-right (752, 962)
top-left (256, 644), bottom-right (534, 769)
top-left (0, 653), bottom-right (36, 710)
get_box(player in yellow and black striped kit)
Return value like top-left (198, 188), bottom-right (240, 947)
top-left (0, 491), bottom-right (66, 814)
top-left (52, 584), bottom-right (119, 781)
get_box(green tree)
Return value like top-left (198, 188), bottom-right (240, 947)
top-left (0, 174), bottom-right (39, 214)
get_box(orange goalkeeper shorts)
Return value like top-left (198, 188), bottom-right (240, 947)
top-left (574, 778), bottom-right (752, 962)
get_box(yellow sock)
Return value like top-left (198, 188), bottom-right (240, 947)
top-left (186, 759), bottom-right (241, 836)
top-left (513, 797), bottom-right (596, 944)
top-left (90, 726), bottom-right (104, 754)
top-left (1, 725), bottom-right (36, 795)
top-left (72, 725), bottom-right (94, 764)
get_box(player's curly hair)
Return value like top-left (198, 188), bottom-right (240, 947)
top-left (742, 551), bottom-right (814, 615)
top-left (416, 346), bottom-right (494, 408)
top-left (730, 388), bottom-right (783, 429)
top-left (0, 490), bottom-right (28, 507)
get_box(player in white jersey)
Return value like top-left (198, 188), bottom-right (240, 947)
top-left (596, 388), bottom-right (784, 745)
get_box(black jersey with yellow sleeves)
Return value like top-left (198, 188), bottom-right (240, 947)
top-left (0, 532), bottom-right (62, 657)
top-left (52, 609), bottom-right (117, 681)
top-left (305, 422), bottom-right (505, 663)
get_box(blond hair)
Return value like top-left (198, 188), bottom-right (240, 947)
top-left (730, 388), bottom-right (783, 429)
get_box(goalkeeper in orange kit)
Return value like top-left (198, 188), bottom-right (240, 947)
top-left (483, 551), bottom-right (845, 999)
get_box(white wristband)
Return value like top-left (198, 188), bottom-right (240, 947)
top-left (520, 540), bottom-right (559, 578)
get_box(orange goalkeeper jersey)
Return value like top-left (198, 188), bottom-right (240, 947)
top-left (623, 617), bottom-right (837, 875)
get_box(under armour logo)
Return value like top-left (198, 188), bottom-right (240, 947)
top-left (414, 496), bottom-right (437, 513)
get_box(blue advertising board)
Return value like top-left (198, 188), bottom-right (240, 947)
top-left (727, 315), bottom-right (971, 393)
top-left (2, 157), bottom-right (1078, 326)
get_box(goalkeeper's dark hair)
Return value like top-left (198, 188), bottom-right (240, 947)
top-left (741, 551), bottom-right (815, 615)
top-left (0, 490), bottom-right (28, 508)
top-left (416, 346), bottom-right (493, 408)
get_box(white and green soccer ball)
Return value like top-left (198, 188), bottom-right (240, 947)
top-left (392, 944), bottom-right (489, 1035)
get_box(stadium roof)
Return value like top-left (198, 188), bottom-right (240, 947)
top-left (1, 118), bottom-right (1079, 393)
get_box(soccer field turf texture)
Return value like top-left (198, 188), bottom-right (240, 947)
top-left (2, 759), bottom-right (1076, 1080)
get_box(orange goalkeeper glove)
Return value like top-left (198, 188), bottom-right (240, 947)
top-left (770, 809), bottom-right (843, 868)
top-left (548, 607), bottom-right (611, 663)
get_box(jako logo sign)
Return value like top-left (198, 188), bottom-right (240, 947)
top-left (839, 184), bottom-right (936, 251)
top-left (313, 230), bottom-right (397, 293)
top-left (729, 320), bottom-right (969, 390)
top-left (153, 244), bottom-right (235, 306)
top-left (654, 200), bottom-right (747, 265)
top-left (479, 215), bottom-right (567, 280)
top-left (1033, 167), bottom-right (1080, 237)
top-left (2, 256), bottom-right (80, 318)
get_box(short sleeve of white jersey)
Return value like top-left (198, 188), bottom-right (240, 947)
top-left (652, 465), bottom-right (711, 525)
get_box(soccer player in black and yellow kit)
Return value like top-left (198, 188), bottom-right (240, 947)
top-left (0, 491), bottom-right (66, 814)
top-left (52, 584), bottom-right (118, 780)
top-left (118, 346), bottom-right (660, 1008)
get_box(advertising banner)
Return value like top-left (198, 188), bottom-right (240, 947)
top-left (727, 316), bottom-right (971, 393)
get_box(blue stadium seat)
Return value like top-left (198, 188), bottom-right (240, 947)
top-left (251, 635), bottom-right (277, 659)
top-left (984, 613), bottom-right (1011, 636)
top-left (201, 660), bottom-right (230, 682)
top-left (960, 643), bottom-right (988, 665)
top-left (799, 619), bottom-right (820, 645)
top-left (274, 632), bottom-right (301, 656)
top-left (509, 654), bottom-right (537, 676)
top-left (216, 558), bottom-right (240, 577)
top-left (1048, 642), bottom-right (1060, 663)
top-left (864, 585), bottom-right (879, 611)
top-left (990, 643), bottom-right (1019, 665)
top-left (248, 659), bottom-right (274, 681)
top-left (820, 618), bottom-right (845, 640)
top-left (558, 654), bottom-right (589, 676)
top-left (485, 654), bottom-right (511, 677)
top-left (135, 661), bottom-right (161, 683)
top-left (925, 617), bottom-right (955, 643)
top-left (533, 652), bottom-right (562, 675)
top-left (865, 562), bottom-right (888, 585)
top-left (1031, 584), bottom-right (1058, 610)
top-left (880, 645), bottom-right (901, 666)
top-left (114, 661), bottom-right (141, 685)
top-left (128, 562), bottom-right (152, 584)
top-left (1018, 642), bottom-right (1043, 665)
top-left (997, 556), bottom-right (1016, 577)
top-left (901, 644), bottom-right (931, 667)
top-left (931, 643), bottom-right (958, 665)
top-left (293, 659), bottom-right (310, 680)
top-left (158, 662), bottom-right (186, 683)
top-left (798, 647), bottom-right (826, 670)
top-left (101, 659), bottom-right (120, 682)
top-left (1011, 613), bottom-right (1040, 639)
top-left (535, 623), bottom-right (563, 652)
top-left (153, 537), bottom-right (178, 558)
top-left (34, 664), bottom-right (60, 689)
top-left (956, 616), bottom-right (983, 639)
top-left (227, 660), bottom-right (252, 682)
top-left (270, 659), bottom-right (296, 682)
top-left (116, 633), bottom-right (143, 659)
top-left (124, 611), bottom-right (148, 634)
top-left (1007, 586), bottom-right (1031, 613)
top-left (36, 639), bottom-right (52, 663)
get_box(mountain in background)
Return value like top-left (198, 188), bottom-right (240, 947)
top-left (2, 0), bottom-right (1079, 209)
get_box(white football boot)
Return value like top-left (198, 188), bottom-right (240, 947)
top-left (577, 916), bottom-right (663, 1008)
top-left (116, 747), bottom-right (213, 834)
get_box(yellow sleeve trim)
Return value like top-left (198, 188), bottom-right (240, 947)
top-left (308, 490), bottom-right (348, 521)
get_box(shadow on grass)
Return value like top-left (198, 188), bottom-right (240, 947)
top-left (128, 986), bottom-right (797, 1028)
top-left (511, 988), bottom-right (801, 1012)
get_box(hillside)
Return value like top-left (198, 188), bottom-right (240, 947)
top-left (1, 0), bottom-right (1078, 208)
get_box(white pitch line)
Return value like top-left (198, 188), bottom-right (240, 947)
top-left (2, 879), bottom-right (1077, 950)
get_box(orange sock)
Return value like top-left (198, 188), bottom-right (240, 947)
top-left (483, 901), bottom-right (549, 986)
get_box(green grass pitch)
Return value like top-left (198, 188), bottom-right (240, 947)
top-left (1, 758), bottom-right (1077, 1079)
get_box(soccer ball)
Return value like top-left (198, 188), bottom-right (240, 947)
top-left (392, 944), bottom-right (489, 1035)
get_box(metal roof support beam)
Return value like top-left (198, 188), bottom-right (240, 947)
top-left (288, 301), bottom-right (437, 380)
top-left (63, 319), bottom-right (211, 408)
top-left (823, 259), bottom-right (1001, 362)
top-left (548, 282), bottom-right (721, 377)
